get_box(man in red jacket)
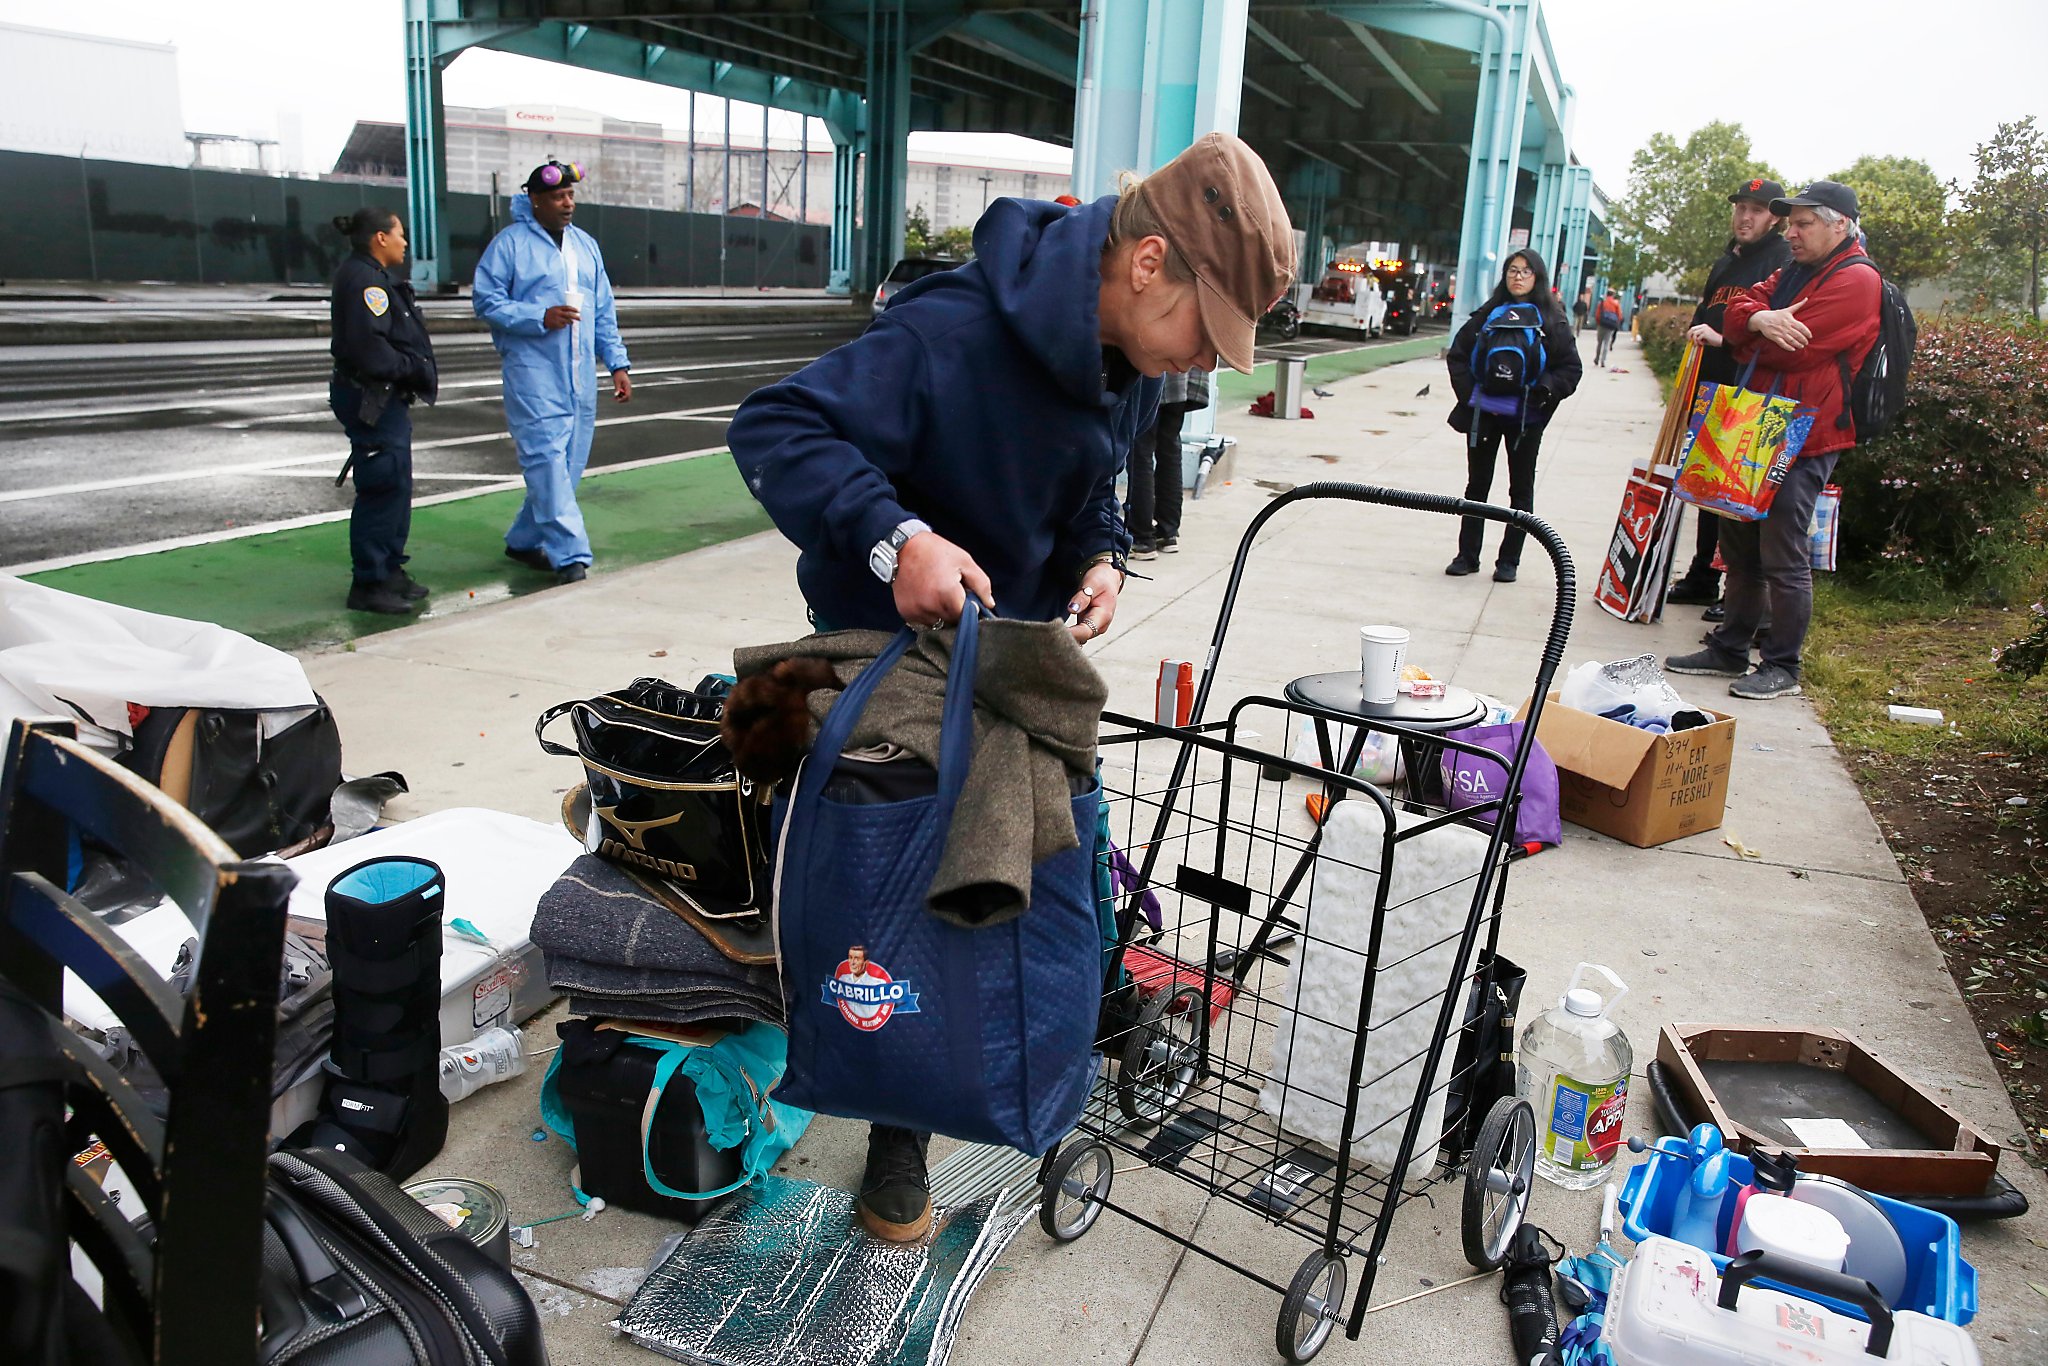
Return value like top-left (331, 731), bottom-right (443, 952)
top-left (1665, 181), bottom-right (1879, 700)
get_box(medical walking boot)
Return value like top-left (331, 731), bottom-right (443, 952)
top-left (857, 1124), bottom-right (932, 1242)
top-left (288, 857), bottom-right (449, 1181)
top-left (347, 579), bottom-right (417, 615)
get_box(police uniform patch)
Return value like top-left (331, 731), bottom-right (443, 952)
top-left (362, 286), bottom-right (389, 317)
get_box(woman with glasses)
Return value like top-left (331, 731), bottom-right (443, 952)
top-left (1441, 250), bottom-right (1582, 583)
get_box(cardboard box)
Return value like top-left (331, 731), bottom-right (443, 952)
top-left (1514, 692), bottom-right (1736, 847)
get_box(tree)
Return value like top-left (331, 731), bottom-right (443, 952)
top-left (1610, 122), bottom-right (1784, 296)
top-left (1828, 154), bottom-right (1949, 286)
top-left (937, 225), bottom-right (976, 259)
top-left (903, 203), bottom-right (934, 258)
top-left (1956, 116), bottom-right (2048, 319)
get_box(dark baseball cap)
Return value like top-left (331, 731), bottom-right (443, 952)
top-left (1771, 180), bottom-right (1859, 220)
top-left (1729, 177), bottom-right (1786, 208)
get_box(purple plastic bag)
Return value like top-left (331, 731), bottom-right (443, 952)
top-left (1437, 721), bottom-right (1562, 849)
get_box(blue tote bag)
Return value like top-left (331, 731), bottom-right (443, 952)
top-left (770, 603), bottom-right (1101, 1155)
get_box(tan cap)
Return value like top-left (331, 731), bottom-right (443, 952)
top-left (1137, 132), bottom-right (1296, 373)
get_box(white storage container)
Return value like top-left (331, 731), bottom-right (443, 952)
top-left (1608, 1236), bottom-right (1981, 1366)
top-left (1734, 1192), bottom-right (1850, 1274)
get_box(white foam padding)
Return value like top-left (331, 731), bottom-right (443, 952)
top-left (1258, 796), bottom-right (1487, 1178)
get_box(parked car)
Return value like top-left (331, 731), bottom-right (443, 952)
top-left (1259, 294), bottom-right (1301, 341)
top-left (873, 257), bottom-right (957, 309)
top-left (1380, 279), bottom-right (1422, 335)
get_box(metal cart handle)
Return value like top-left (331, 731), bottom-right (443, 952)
top-left (1187, 482), bottom-right (1576, 730)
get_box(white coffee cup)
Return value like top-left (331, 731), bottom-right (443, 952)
top-left (564, 286), bottom-right (584, 317)
top-left (1359, 625), bottom-right (1410, 704)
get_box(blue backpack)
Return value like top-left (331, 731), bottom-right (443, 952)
top-left (1476, 302), bottom-right (1548, 399)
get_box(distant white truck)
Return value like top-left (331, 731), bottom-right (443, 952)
top-left (1296, 260), bottom-right (1387, 337)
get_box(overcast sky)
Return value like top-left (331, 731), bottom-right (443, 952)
top-left (5, 0), bottom-right (2044, 192)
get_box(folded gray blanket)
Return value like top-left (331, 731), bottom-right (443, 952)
top-left (567, 994), bottom-right (777, 1030)
top-left (533, 855), bottom-right (781, 994)
top-left (735, 619), bottom-right (1105, 925)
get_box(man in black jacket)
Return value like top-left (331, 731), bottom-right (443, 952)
top-left (1666, 178), bottom-right (1793, 610)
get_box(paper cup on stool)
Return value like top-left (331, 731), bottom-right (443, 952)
top-left (1359, 626), bottom-right (1409, 704)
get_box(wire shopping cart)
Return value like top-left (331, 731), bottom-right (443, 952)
top-left (1038, 483), bottom-right (1575, 1362)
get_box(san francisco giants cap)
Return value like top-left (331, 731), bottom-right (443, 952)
top-left (1137, 133), bottom-right (1296, 373)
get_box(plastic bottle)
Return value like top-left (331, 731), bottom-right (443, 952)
top-left (438, 1026), bottom-right (527, 1104)
top-left (1518, 964), bottom-right (1632, 1190)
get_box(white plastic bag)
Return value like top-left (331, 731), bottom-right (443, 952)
top-left (1559, 656), bottom-right (1687, 725)
top-left (1290, 721), bottom-right (1403, 786)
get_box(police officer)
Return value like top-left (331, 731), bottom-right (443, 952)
top-left (329, 207), bottom-right (438, 614)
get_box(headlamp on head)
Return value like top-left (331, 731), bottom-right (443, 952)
top-left (526, 159), bottom-right (584, 193)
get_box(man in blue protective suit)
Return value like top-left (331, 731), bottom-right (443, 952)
top-left (474, 159), bottom-right (632, 585)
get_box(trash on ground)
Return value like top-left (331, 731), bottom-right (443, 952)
top-left (1723, 833), bottom-right (1763, 859)
top-left (1888, 704), bottom-right (1945, 726)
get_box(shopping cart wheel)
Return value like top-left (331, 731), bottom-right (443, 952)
top-left (1115, 984), bottom-right (1206, 1125)
top-left (1462, 1096), bottom-right (1536, 1270)
top-left (1038, 1140), bottom-right (1113, 1242)
top-left (1276, 1251), bottom-right (1346, 1362)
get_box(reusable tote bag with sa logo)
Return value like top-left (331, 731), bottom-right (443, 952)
top-left (770, 603), bottom-right (1101, 1155)
top-left (1671, 359), bottom-right (1816, 521)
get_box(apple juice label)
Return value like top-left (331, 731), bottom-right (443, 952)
top-left (1544, 1072), bottom-right (1629, 1170)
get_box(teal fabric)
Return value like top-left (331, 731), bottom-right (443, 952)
top-left (540, 1021), bottom-right (811, 1203)
top-left (332, 857), bottom-right (441, 903)
top-left (1092, 782), bottom-right (1122, 985)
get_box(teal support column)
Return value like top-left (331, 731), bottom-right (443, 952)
top-left (403, 0), bottom-right (450, 290)
top-left (823, 99), bottom-right (858, 298)
top-left (856, 10), bottom-right (912, 301)
top-left (1071, 0), bottom-right (1248, 197)
top-left (1289, 161), bottom-right (1339, 284)
top-left (1451, 0), bottom-right (1536, 315)
top-left (1557, 166), bottom-right (1594, 310)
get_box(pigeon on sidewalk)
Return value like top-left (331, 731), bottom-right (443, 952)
top-left (1311, 386), bottom-right (1335, 398)
top-left (1414, 383), bottom-right (1431, 397)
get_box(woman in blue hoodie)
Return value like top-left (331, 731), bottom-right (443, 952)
top-left (728, 133), bottom-right (1293, 1241)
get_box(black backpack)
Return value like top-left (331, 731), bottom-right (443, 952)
top-left (1815, 256), bottom-right (1916, 443)
top-left (1476, 302), bottom-right (1548, 397)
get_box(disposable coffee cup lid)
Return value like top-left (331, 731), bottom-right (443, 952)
top-left (1359, 625), bottom-right (1409, 643)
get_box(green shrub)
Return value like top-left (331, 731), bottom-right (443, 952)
top-left (1832, 318), bottom-right (2048, 596)
top-left (1635, 304), bottom-right (1692, 384)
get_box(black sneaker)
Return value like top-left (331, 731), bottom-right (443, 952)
top-left (857, 1125), bottom-right (932, 1242)
top-left (1665, 647), bottom-right (1748, 677)
top-left (1158, 536), bottom-right (1179, 554)
top-left (555, 562), bottom-right (588, 585)
top-left (1728, 663), bottom-right (1802, 700)
top-left (1129, 541), bottom-right (1158, 561)
top-left (346, 581), bottom-right (418, 616)
top-left (391, 572), bottom-right (430, 600)
top-left (504, 545), bottom-right (552, 572)
top-left (1445, 558), bottom-right (1480, 577)
top-left (1492, 562), bottom-right (1518, 583)
top-left (1701, 602), bottom-right (1726, 623)
top-left (1665, 577), bottom-right (1720, 606)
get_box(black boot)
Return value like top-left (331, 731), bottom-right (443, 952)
top-left (346, 580), bottom-right (418, 615)
top-left (288, 857), bottom-right (448, 1181)
top-left (857, 1125), bottom-right (932, 1242)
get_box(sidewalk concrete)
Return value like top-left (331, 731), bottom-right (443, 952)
top-left (303, 332), bottom-right (2047, 1364)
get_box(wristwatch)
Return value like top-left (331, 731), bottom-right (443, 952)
top-left (868, 518), bottom-right (932, 583)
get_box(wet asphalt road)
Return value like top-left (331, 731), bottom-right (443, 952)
top-left (0, 319), bottom-right (869, 569)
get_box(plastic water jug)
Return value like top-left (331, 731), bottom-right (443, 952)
top-left (1519, 964), bottom-right (1632, 1189)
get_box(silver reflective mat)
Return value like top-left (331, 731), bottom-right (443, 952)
top-left (615, 1174), bottom-right (1033, 1366)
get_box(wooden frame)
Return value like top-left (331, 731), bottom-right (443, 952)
top-left (1657, 1023), bottom-right (2001, 1198)
top-left (0, 718), bottom-right (296, 1365)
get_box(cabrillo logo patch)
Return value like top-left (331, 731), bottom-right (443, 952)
top-left (823, 948), bottom-right (920, 1032)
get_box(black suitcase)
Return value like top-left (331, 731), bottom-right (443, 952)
top-left (550, 1019), bottom-right (742, 1221)
top-left (261, 1147), bottom-right (548, 1365)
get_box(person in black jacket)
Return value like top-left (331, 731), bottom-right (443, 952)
top-left (1443, 249), bottom-right (1582, 583)
top-left (1667, 178), bottom-right (1794, 611)
top-left (329, 208), bottom-right (438, 615)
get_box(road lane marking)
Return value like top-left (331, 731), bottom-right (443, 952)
top-left (0, 405), bottom-right (738, 502)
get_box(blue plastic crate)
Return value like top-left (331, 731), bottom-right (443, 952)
top-left (1616, 1144), bottom-right (1977, 1325)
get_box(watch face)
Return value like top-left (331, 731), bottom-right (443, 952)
top-left (869, 543), bottom-right (894, 581)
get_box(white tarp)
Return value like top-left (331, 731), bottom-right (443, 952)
top-left (64, 808), bottom-right (581, 1035)
top-left (0, 576), bottom-right (316, 753)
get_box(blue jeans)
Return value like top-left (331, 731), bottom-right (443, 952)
top-left (330, 381), bottom-right (413, 585)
